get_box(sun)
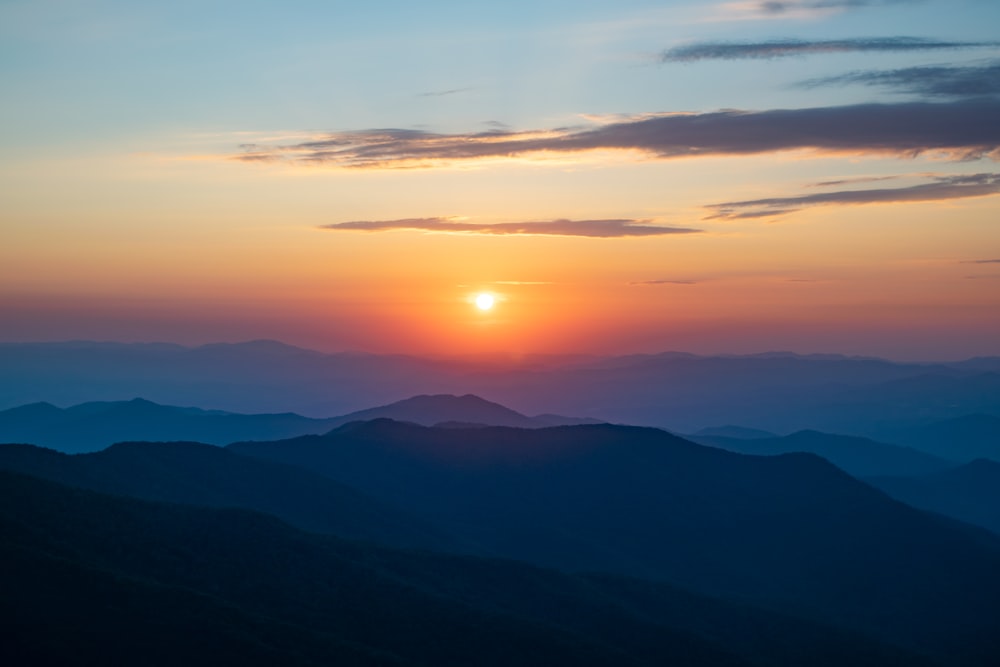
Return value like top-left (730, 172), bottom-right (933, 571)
top-left (475, 293), bottom-right (495, 311)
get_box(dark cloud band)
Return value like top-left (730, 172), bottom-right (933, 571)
top-left (707, 173), bottom-right (1000, 219)
top-left (320, 218), bottom-right (701, 238)
top-left (237, 100), bottom-right (1000, 168)
top-left (660, 37), bottom-right (997, 62)
top-left (799, 60), bottom-right (1000, 98)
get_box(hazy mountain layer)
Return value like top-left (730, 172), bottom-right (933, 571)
top-left (884, 414), bottom-right (1000, 462)
top-left (869, 459), bottom-right (1000, 534)
top-left (0, 397), bottom-right (341, 453)
top-left (0, 394), bottom-right (596, 453)
top-left (3, 341), bottom-right (999, 437)
top-left (689, 429), bottom-right (951, 477)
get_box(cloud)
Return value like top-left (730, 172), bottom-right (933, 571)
top-left (417, 87), bottom-right (471, 98)
top-left (810, 175), bottom-right (900, 187)
top-left (630, 279), bottom-right (698, 285)
top-left (319, 217), bottom-right (702, 238)
top-left (799, 60), bottom-right (1000, 98)
top-left (707, 172), bottom-right (1000, 219)
top-left (660, 37), bottom-right (997, 62)
top-left (963, 258), bottom-right (1000, 264)
top-left (723, 0), bottom-right (920, 17)
top-left (235, 99), bottom-right (1000, 168)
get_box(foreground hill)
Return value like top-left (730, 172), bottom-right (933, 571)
top-left (231, 420), bottom-right (1000, 663)
top-left (689, 429), bottom-right (951, 477)
top-left (869, 458), bottom-right (1000, 534)
top-left (1, 471), bottom-right (923, 667)
top-left (0, 441), bottom-right (448, 551)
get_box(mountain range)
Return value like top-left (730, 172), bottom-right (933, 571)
top-left (868, 459), bottom-right (1000, 535)
top-left (229, 419), bottom-right (1000, 663)
top-left (0, 440), bottom-right (449, 551)
top-left (3, 340), bottom-right (999, 438)
top-left (5, 342), bottom-right (1000, 664)
top-left (883, 414), bottom-right (1000, 462)
top-left (2, 469), bottom-right (927, 667)
top-left (688, 429), bottom-right (951, 477)
top-left (0, 393), bottom-right (595, 453)
top-left (5, 414), bottom-right (1000, 662)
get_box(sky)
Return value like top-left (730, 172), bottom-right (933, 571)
top-left (2, 0), bottom-right (999, 361)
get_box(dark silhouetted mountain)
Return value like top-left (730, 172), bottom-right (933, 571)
top-left (869, 459), bottom-right (1000, 534)
top-left (0, 441), bottom-right (447, 551)
top-left (693, 425), bottom-right (778, 439)
top-left (690, 429), bottom-right (951, 477)
top-left (231, 420), bottom-right (1000, 663)
top-left (5, 341), bottom-right (1000, 438)
top-left (2, 533), bottom-right (386, 666)
top-left (885, 413), bottom-right (1000, 462)
top-left (0, 397), bottom-right (343, 453)
top-left (1, 470), bottom-right (929, 667)
top-left (326, 393), bottom-right (601, 429)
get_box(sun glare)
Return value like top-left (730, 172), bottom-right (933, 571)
top-left (475, 293), bottom-right (495, 311)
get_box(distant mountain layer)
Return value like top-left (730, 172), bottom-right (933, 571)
top-left (885, 414), bottom-right (1000, 462)
top-left (694, 425), bottom-right (778, 440)
top-left (3, 340), bottom-right (1000, 437)
top-left (231, 420), bottom-right (1000, 663)
top-left (689, 429), bottom-right (951, 477)
top-left (0, 394), bottom-right (597, 453)
top-left (0, 398), bottom-right (340, 452)
top-left (2, 470), bottom-right (926, 667)
top-left (869, 459), bottom-right (1000, 534)
top-left (326, 393), bottom-right (602, 429)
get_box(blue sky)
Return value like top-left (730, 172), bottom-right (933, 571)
top-left (2, 0), bottom-right (999, 359)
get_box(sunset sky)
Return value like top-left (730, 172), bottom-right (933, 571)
top-left (2, 0), bottom-right (999, 360)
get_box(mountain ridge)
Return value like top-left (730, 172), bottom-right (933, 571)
top-left (229, 419), bottom-right (1000, 662)
top-left (2, 469), bottom-right (929, 667)
top-left (4, 340), bottom-right (999, 437)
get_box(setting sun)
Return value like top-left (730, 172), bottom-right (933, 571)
top-left (475, 293), bottom-right (495, 311)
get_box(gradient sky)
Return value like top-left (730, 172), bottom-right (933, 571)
top-left (2, 0), bottom-right (999, 360)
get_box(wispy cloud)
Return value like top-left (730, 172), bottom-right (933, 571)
top-left (721, 0), bottom-right (921, 19)
top-left (630, 279), bottom-right (698, 285)
top-left (236, 99), bottom-right (1000, 168)
top-left (810, 175), bottom-right (900, 187)
top-left (319, 217), bottom-right (702, 238)
top-left (707, 172), bottom-right (1000, 219)
top-left (963, 258), bottom-right (1000, 264)
top-left (417, 87), bottom-right (472, 98)
top-left (660, 37), bottom-right (997, 62)
top-left (799, 60), bottom-right (1000, 98)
